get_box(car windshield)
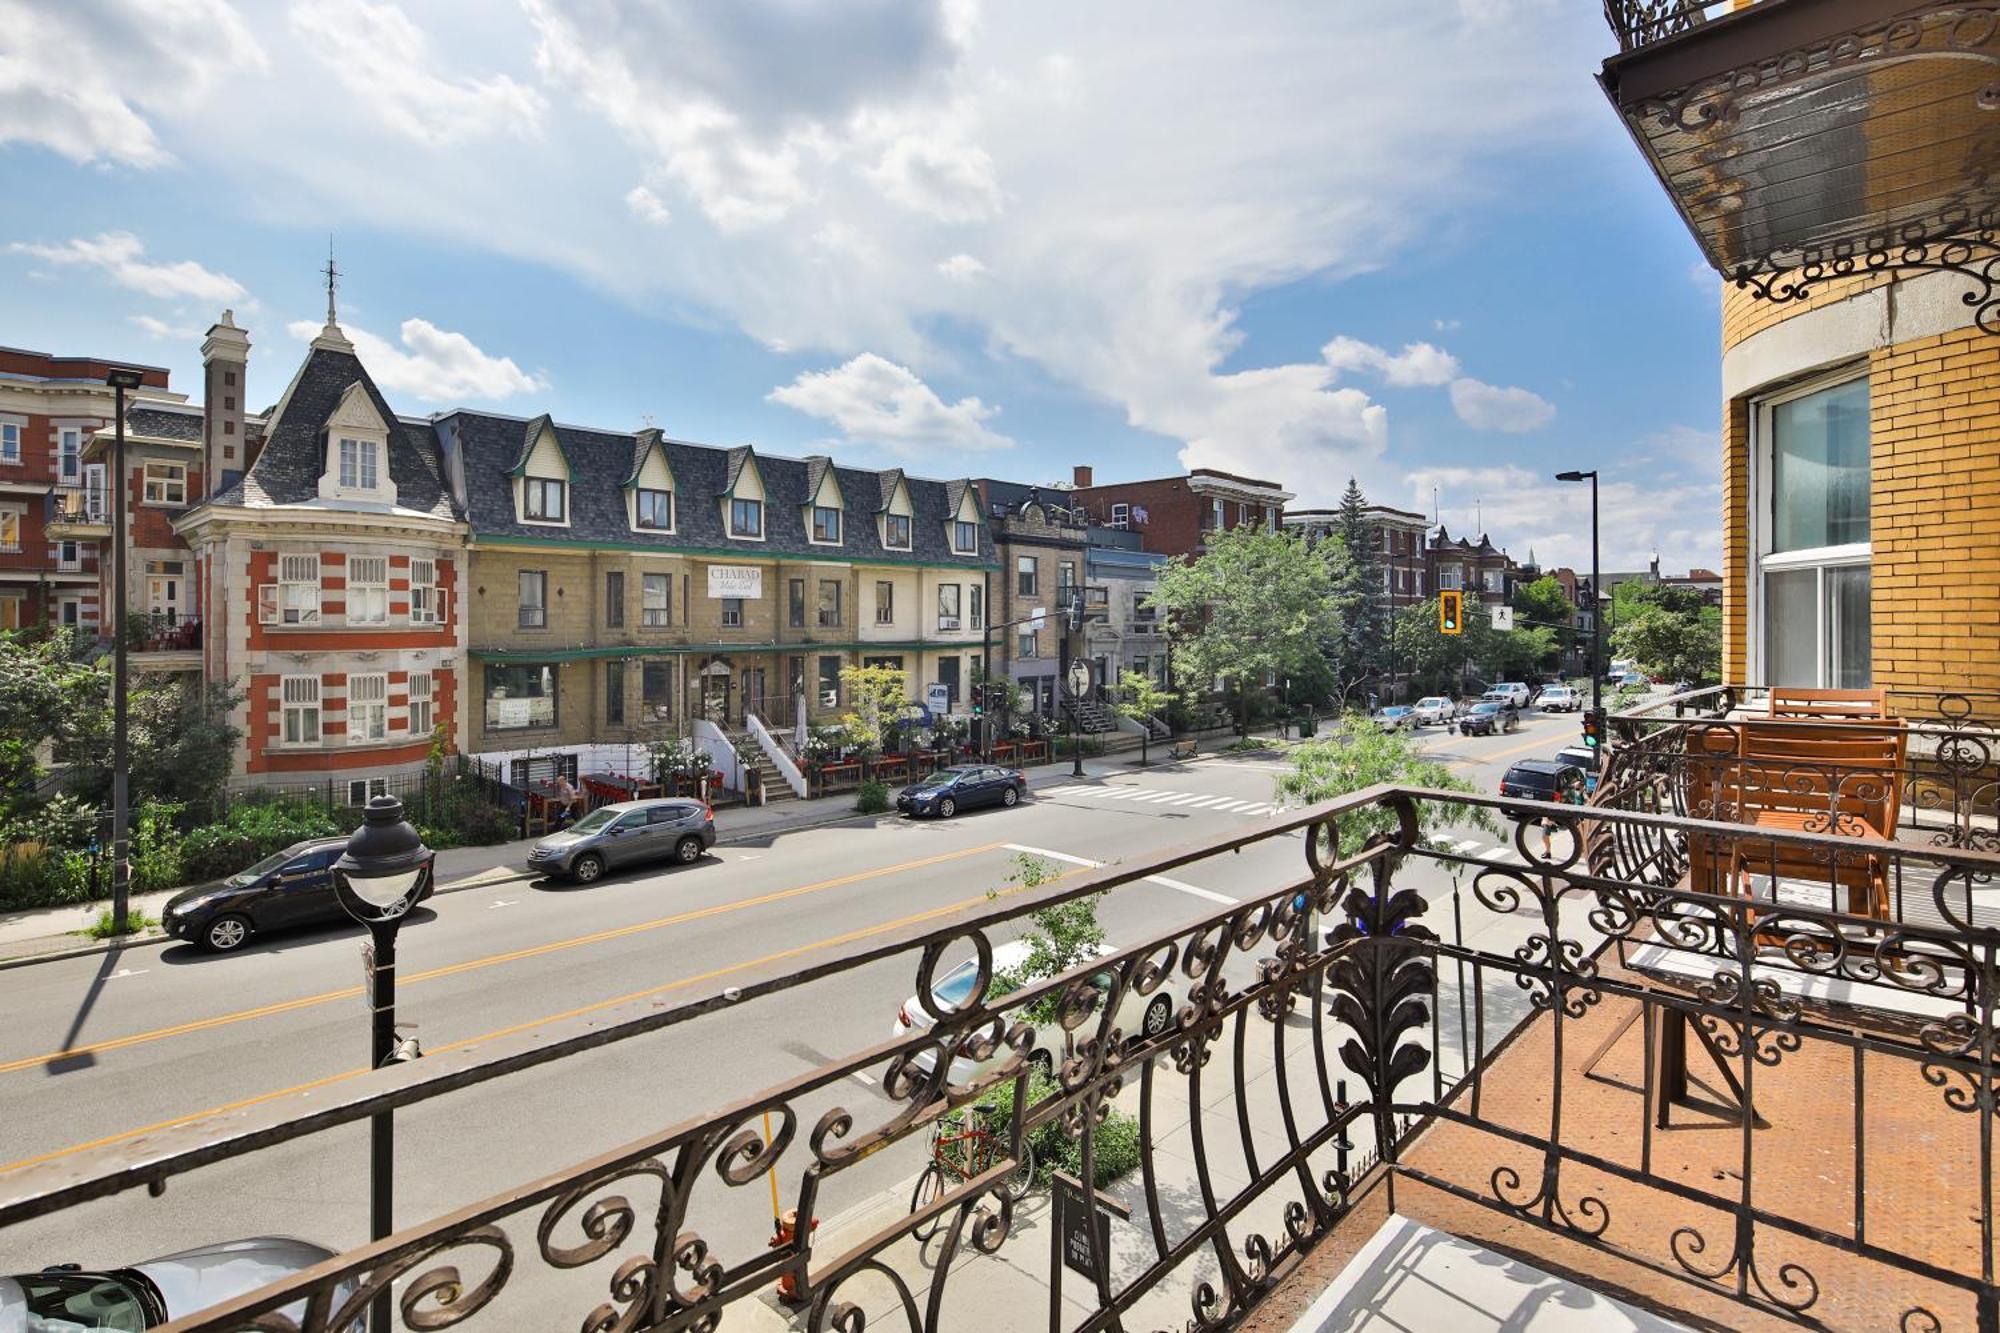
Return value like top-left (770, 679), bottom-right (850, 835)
top-left (570, 808), bottom-right (619, 834)
top-left (15, 1271), bottom-right (151, 1330)
top-left (1379, 707), bottom-right (1410, 717)
top-left (1418, 698), bottom-right (1449, 709)
top-left (1472, 703), bottom-right (1501, 713)
top-left (226, 848), bottom-right (301, 888)
top-left (913, 771), bottom-right (960, 790)
top-left (929, 959), bottom-right (980, 1006)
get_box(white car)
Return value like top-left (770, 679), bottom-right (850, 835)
top-left (1488, 682), bottom-right (1531, 708)
top-left (891, 939), bottom-right (1180, 1085)
top-left (1411, 696), bottom-right (1455, 727)
top-left (1371, 705), bottom-right (1415, 732)
top-left (1, 1237), bottom-right (352, 1329)
top-left (1534, 685), bottom-right (1580, 712)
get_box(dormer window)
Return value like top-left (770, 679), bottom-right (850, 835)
top-left (339, 438), bottom-right (378, 491)
top-left (812, 505), bottom-right (841, 544)
top-left (636, 488), bottom-right (673, 530)
top-left (952, 520), bottom-right (978, 555)
top-left (731, 497), bottom-right (763, 538)
top-left (317, 382), bottom-right (399, 506)
top-left (884, 514), bottom-right (912, 550)
top-left (524, 478), bottom-right (566, 522)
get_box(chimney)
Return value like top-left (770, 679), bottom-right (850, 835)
top-left (201, 310), bottom-right (250, 498)
top-left (1073, 464), bottom-right (1093, 488)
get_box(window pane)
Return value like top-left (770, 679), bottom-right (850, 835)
top-left (485, 664), bottom-right (556, 729)
top-left (1764, 568), bottom-right (1818, 688)
top-left (1828, 565), bottom-right (1872, 689)
top-left (1772, 377), bottom-right (1869, 551)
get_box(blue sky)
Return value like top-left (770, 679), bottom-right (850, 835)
top-left (0, 0), bottom-right (1721, 573)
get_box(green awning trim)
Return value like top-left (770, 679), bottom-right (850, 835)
top-left (472, 640), bottom-right (986, 663)
top-left (469, 531), bottom-right (996, 572)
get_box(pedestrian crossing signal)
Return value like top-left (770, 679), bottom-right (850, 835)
top-left (1439, 590), bottom-right (1463, 635)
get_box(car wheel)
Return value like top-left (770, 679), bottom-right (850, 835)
top-left (204, 913), bottom-right (252, 952)
top-left (937, 796), bottom-right (957, 819)
top-left (674, 835), bottom-right (704, 865)
top-left (1000, 786), bottom-right (1019, 808)
top-left (571, 852), bottom-right (605, 884)
top-left (1142, 994), bottom-right (1175, 1039)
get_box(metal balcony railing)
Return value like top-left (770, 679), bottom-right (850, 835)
top-left (1602, 0), bottom-right (1739, 53)
top-left (4, 787), bottom-right (1999, 1331)
top-left (47, 484), bottom-right (109, 526)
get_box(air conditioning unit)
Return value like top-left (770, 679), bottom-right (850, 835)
top-left (653, 704), bottom-right (672, 720)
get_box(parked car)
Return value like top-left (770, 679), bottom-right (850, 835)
top-left (1411, 696), bottom-right (1455, 727)
top-left (1370, 705), bottom-right (1415, 732)
top-left (1487, 682), bottom-right (1532, 708)
top-left (1, 1236), bottom-right (351, 1328)
top-left (1552, 745), bottom-right (1603, 794)
top-left (1534, 684), bottom-right (1580, 712)
top-left (1498, 759), bottom-right (1588, 811)
top-left (890, 939), bottom-right (1180, 1085)
top-left (1458, 701), bottom-right (1520, 736)
top-left (896, 765), bottom-right (1027, 818)
top-left (161, 837), bottom-right (435, 953)
top-left (526, 798), bottom-right (716, 883)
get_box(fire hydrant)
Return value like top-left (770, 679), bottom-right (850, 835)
top-left (769, 1209), bottom-right (818, 1304)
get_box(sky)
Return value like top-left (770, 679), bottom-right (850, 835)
top-left (0, 0), bottom-right (1723, 574)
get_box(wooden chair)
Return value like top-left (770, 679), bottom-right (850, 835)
top-left (1767, 687), bottom-right (1888, 721)
top-left (1729, 720), bottom-right (1905, 917)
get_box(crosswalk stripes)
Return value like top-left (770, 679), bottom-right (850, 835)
top-left (1038, 782), bottom-right (1279, 816)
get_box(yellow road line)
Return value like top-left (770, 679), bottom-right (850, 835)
top-left (0, 842), bottom-right (1006, 1079)
top-left (1445, 730), bottom-right (1556, 769)
top-left (0, 865), bottom-right (1079, 1176)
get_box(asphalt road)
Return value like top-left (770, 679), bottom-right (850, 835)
top-left (0, 708), bottom-right (1590, 1316)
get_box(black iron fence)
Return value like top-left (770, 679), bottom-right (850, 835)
top-left (1602, 0), bottom-right (1736, 53)
top-left (3, 788), bottom-right (1998, 1330)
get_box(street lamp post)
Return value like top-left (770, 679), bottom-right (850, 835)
top-left (333, 796), bottom-right (435, 1333)
top-left (105, 367), bottom-right (144, 935)
top-left (1555, 470), bottom-right (1602, 720)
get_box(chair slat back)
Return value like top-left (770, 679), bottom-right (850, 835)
top-left (1768, 687), bottom-right (1888, 720)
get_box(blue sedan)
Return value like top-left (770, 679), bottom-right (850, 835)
top-left (896, 765), bottom-right (1027, 818)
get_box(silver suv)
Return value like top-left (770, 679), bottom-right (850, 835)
top-left (526, 799), bottom-right (716, 883)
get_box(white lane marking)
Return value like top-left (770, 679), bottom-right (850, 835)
top-left (850, 1070), bottom-right (878, 1087)
top-left (1129, 791), bottom-right (1182, 803)
top-left (108, 968), bottom-right (149, 979)
top-left (1003, 843), bottom-right (1237, 904)
top-left (1450, 838), bottom-right (1485, 854)
top-left (1156, 793), bottom-right (1206, 806)
top-left (487, 899), bottom-right (518, 910)
top-left (1180, 795), bottom-right (1232, 808)
top-left (1095, 788), bottom-right (1139, 800)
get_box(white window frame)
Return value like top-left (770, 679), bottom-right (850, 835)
top-left (409, 558), bottom-right (438, 625)
top-left (409, 671), bottom-right (434, 738)
top-left (348, 673), bottom-right (388, 743)
top-left (0, 422), bottom-right (19, 464)
top-left (938, 583), bottom-right (962, 632)
top-left (1109, 503), bottom-right (1130, 528)
top-left (1439, 566), bottom-right (1462, 591)
top-left (642, 572), bottom-right (672, 627)
top-left (57, 540), bottom-right (80, 572)
top-left (281, 675), bottom-right (322, 745)
top-left (338, 437), bottom-right (379, 492)
top-left (518, 570), bottom-right (548, 629)
top-left (0, 507), bottom-right (19, 553)
top-left (277, 554), bottom-right (321, 626)
top-left (1748, 364), bottom-right (1873, 687)
top-left (1016, 626), bottom-right (1038, 659)
top-left (58, 428), bottom-right (81, 484)
top-left (969, 584), bottom-right (983, 630)
top-left (346, 555), bottom-right (389, 625)
top-left (523, 477), bottom-right (567, 523)
top-left (875, 579), bottom-right (894, 626)
top-left (348, 778), bottom-right (389, 807)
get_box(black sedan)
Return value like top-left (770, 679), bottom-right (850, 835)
top-left (896, 765), bottom-right (1027, 818)
top-left (1457, 701), bottom-right (1521, 736)
top-left (160, 837), bottom-right (434, 953)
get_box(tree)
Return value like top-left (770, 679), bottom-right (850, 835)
top-left (65, 676), bottom-right (245, 815)
top-left (1612, 604), bottom-right (1721, 687)
top-left (1327, 478), bottom-right (1387, 697)
top-left (1510, 575), bottom-right (1574, 670)
top-left (1389, 592), bottom-right (1551, 696)
top-left (0, 630), bottom-right (108, 818)
top-left (1273, 716), bottom-right (1498, 855)
top-left (836, 663), bottom-right (915, 762)
top-left (1114, 669), bottom-right (1175, 765)
top-left (1149, 526), bottom-right (1341, 731)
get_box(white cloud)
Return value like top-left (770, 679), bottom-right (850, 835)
top-left (1407, 461), bottom-right (1720, 574)
top-left (0, 0), bottom-right (265, 166)
top-left (128, 314), bottom-right (203, 342)
top-left (868, 132), bottom-right (1003, 222)
top-left (1433, 317), bottom-right (1462, 332)
top-left (625, 185), bottom-right (673, 226)
top-left (288, 317), bottom-right (546, 402)
top-left (1321, 335), bottom-right (1461, 387)
top-left (937, 253), bottom-right (987, 280)
top-left (290, 0), bottom-right (542, 146)
top-left (10, 233), bottom-right (247, 304)
top-left (1449, 377), bottom-right (1556, 433)
top-left (768, 353), bottom-right (1012, 455)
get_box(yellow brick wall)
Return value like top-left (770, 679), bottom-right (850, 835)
top-left (1720, 271), bottom-right (1895, 352)
top-left (1721, 398), bottom-right (1750, 682)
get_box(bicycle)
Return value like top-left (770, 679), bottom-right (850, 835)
top-left (908, 1105), bottom-right (1035, 1240)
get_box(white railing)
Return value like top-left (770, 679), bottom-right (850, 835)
top-left (692, 718), bottom-right (741, 793)
top-left (744, 712), bottom-right (808, 799)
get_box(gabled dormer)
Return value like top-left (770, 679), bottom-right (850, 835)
top-left (876, 468), bottom-right (914, 552)
top-left (803, 456), bottom-right (843, 546)
top-left (945, 479), bottom-right (982, 557)
top-left (509, 414), bottom-right (572, 527)
top-left (722, 445), bottom-right (766, 541)
top-left (316, 381), bottom-right (399, 507)
top-left (623, 428), bottom-right (677, 534)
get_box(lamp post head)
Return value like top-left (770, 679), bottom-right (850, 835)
top-left (334, 795), bottom-right (433, 924)
top-left (105, 367), bottom-right (145, 391)
top-left (1554, 469), bottom-right (1595, 483)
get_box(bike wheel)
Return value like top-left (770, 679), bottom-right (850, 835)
top-left (909, 1163), bottom-right (947, 1242)
top-left (999, 1139), bottom-right (1036, 1203)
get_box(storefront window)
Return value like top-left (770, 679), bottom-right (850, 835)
top-left (485, 664), bottom-right (557, 730)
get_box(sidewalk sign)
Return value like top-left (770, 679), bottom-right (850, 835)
top-left (1049, 1169), bottom-right (1131, 1323)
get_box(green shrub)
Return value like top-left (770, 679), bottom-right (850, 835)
top-left (976, 1070), bottom-right (1142, 1189)
top-left (129, 800), bottom-right (185, 894)
top-left (855, 780), bottom-right (890, 814)
top-left (179, 798), bottom-right (340, 883)
top-left (0, 841), bottom-right (94, 912)
top-left (449, 800), bottom-right (517, 846)
top-left (82, 907), bottom-right (157, 939)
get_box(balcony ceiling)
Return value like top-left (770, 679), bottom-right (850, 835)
top-left (1601, 1), bottom-right (2000, 325)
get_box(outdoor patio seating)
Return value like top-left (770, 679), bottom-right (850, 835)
top-left (1767, 686), bottom-right (1889, 721)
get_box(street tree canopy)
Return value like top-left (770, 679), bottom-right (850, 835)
top-left (1148, 526), bottom-right (1341, 711)
top-left (837, 663), bottom-right (915, 755)
top-left (1274, 717), bottom-right (1496, 855)
top-left (1390, 592), bottom-right (1557, 696)
top-left (1611, 604), bottom-right (1721, 687)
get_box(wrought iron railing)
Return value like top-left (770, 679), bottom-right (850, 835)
top-left (2, 788), bottom-right (1998, 1330)
top-left (1602, 0), bottom-right (1742, 53)
top-left (47, 483), bottom-right (109, 526)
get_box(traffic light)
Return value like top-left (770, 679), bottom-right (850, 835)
top-left (1581, 709), bottom-right (1603, 749)
top-left (1439, 590), bottom-right (1463, 636)
top-left (972, 684), bottom-right (985, 717)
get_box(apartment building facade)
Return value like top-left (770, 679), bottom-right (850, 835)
top-left (1063, 464), bottom-right (1292, 558)
top-left (1282, 503), bottom-right (1432, 608)
top-left (974, 480), bottom-right (1088, 715)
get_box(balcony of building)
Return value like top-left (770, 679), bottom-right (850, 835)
top-left (124, 612), bottom-right (202, 673)
top-left (1599, 0), bottom-right (2000, 335)
top-left (3, 770), bottom-right (1997, 1330)
top-left (45, 484), bottom-right (111, 540)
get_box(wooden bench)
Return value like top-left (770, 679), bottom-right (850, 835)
top-left (1170, 738), bottom-right (1198, 761)
top-left (1768, 687), bottom-right (1888, 721)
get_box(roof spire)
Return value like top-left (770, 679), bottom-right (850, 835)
top-left (310, 236), bottom-right (354, 353)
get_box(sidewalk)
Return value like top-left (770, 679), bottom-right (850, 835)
top-left (0, 749), bottom-right (1210, 968)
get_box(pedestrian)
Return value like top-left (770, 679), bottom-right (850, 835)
top-left (552, 772), bottom-right (584, 828)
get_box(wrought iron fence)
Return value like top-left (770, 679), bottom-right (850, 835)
top-left (2, 787), bottom-right (1998, 1330)
top-left (1602, 0), bottom-right (1738, 53)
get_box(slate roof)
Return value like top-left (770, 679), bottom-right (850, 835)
top-left (444, 410), bottom-right (993, 566)
top-left (209, 344), bottom-right (457, 521)
top-left (125, 405), bottom-right (202, 443)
